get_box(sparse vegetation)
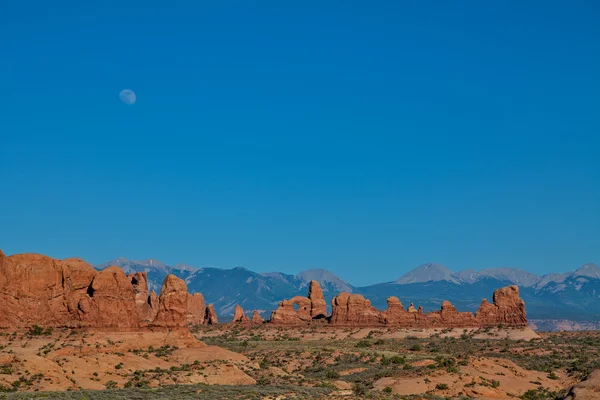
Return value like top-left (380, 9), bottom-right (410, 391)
top-left (0, 326), bottom-right (594, 399)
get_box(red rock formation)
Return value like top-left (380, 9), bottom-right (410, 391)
top-left (152, 275), bottom-right (190, 328)
top-left (417, 300), bottom-right (477, 328)
top-left (204, 304), bottom-right (218, 325)
top-left (564, 369), bottom-right (600, 400)
top-left (251, 310), bottom-right (264, 324)
top-left (308, 280), bottom-right (327, 319)
top-left (187, 293), bottom-right (206, 325)
top-left (149, 291), bottom-right (159, 316)
top-left (475, 285), bottom-right (527, 327)
top-left (330, 293), bottom-right (380, 326)
top-left (232, 305), bottom-right (250, 323)
top-left (78, 266), bottom-right (140, 329)
top-left (269, 296), bottom-right (312, 324)
top-left (0, 251), bottom-right (528, 330)
top-left (380, 296), bottom-right (415, 325)
top-left (268, 276), bottom-right (527, 329)
top-left (329, 286), bottom-right (527, 328)
top-left (129, 272), bottom-right (157, 322)
top-left (0, 253), bottom-right (97, 328)
top-left (0, 251), bottom-right (209, 330)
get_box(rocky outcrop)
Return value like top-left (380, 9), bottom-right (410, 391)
top-left (0, 253), bottom-right (97, 328)
top-left (204, 304), bottom-right (218, 325)
top-left (270, 281), bottom-right (330, 325)
top-left (232, 305), bottom-right (250, 323)
top-left (78, 266), bottom-right (140, 329)
top-left (149, 291), bottom-right (159, 318)
top-left (308, 280), bottom-right (327, 319)
top-left (152, 275), bottom-right (190, 328)
top-left (380, 296), bottom-right (414, 325)
top-left (564, 369), bottom-right (600, 399)
top-left (475, 285), bottom-right (527, 326)
top-left (268, 277), bottom-right (527, 329)
top-left (251, 310), bottom-right (264, 324)
top-left (330, 293), bottom-right (380, 326)
top-left (330, 286), bottom-right (527, 328)
top-left (0, 251), bottom-right (527, 330)
top-left (269, 296), bottom-right (312, 324)
top-left (187, 293), bottom-right (206, 325)
top-left (0, 251), bottom-right (210, 330)
top-left (129, 272), bottom-right (157, 322)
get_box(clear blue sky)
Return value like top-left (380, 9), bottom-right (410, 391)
top-left (1, 1), bottom-right (598, 285)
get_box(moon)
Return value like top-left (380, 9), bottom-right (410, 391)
top-left (119, 89), bottom-right (136, 105)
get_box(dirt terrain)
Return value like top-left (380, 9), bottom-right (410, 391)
top-left (1, 325), bottom-right (599, 399)
top-left (0, 328), bottom-right (254, 393)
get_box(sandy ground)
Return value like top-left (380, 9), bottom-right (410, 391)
top-left (0, 329), bottom-right (254, 391)
top-left (0, 325), bottom-right (584, 398)
top-left (373, 356), bottom-right (575, 399)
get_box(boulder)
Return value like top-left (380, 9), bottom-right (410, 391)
top-left (386, 296), bottom-right (403, 309)
top-left (564, 369), bottom-right (600, 399)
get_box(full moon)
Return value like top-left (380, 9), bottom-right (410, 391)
top-left (119, 89), bottom-right (136, 105)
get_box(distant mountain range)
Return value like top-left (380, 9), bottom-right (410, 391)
top-left (95, 259), bottom-right (600, 329)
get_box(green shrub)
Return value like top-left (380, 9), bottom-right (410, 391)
top-left (325, 370), bottom-right (340, 379)
top-left (28, 325), bottom-right (44, 336)
top-left (352, 382), bottom-right (368, 396)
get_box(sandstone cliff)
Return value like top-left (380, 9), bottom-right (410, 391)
top-left (0, 251), bottom-right (215, 330)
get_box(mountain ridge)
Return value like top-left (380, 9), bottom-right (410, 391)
top-left (94, 257), bottom-right (598, 291)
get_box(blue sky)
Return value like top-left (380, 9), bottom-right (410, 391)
top-left (1, 1), bottom-right (598, 285)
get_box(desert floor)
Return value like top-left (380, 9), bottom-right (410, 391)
top-left (1, 325), bottom-right (599, 399)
